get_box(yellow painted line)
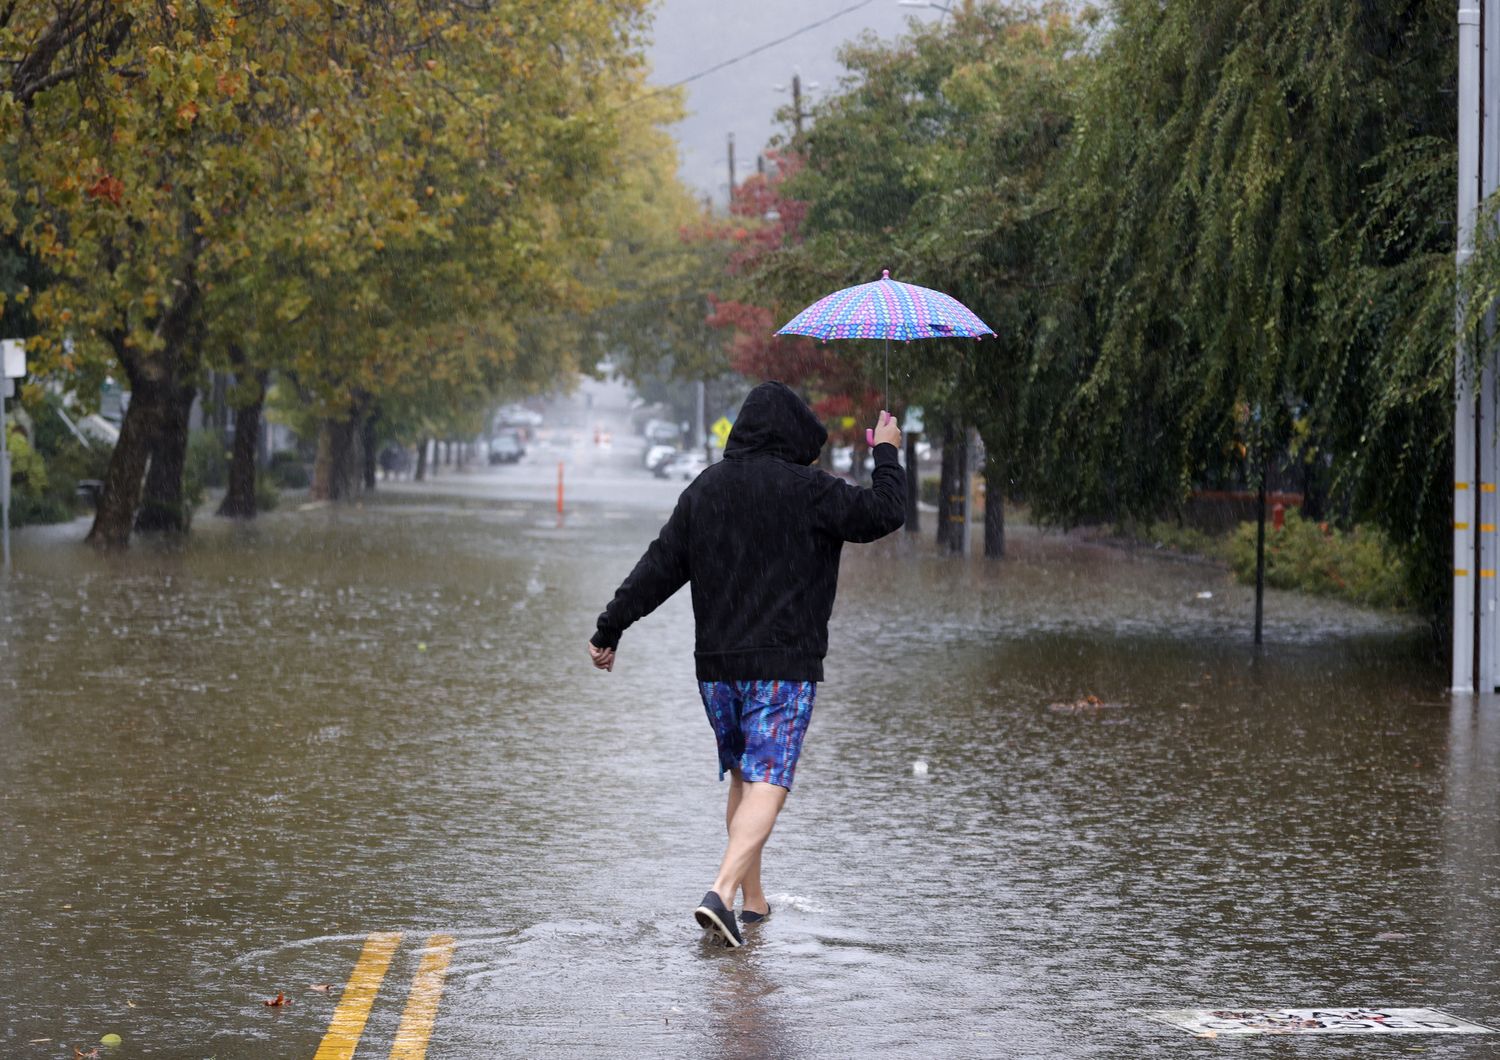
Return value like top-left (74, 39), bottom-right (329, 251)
top-left (1457, 522), bottom-right (1471, 530)
top-left (1485, 523), bottom-right (1496, 532)
top-left (1485, 483), bottom-right (1497, 493)
top-left (1483, 569), bottom-right (1495, 579)
top-left (1458, 482), bottom-right (1471, 489)
top-left (1458, 569), bottom-right (1472, 577)
top-left (314, 932), bottom-right (403, 1060)
top-left (389, 934), bottom-right (456, 1060)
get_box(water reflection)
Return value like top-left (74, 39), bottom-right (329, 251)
top-left (0, 483), bottom-right (1493, 1057)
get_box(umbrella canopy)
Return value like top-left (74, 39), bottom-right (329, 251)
top-left (774, 270), bottom-right (995, 409)
top-left (775, 269), bottom-right (996, 342)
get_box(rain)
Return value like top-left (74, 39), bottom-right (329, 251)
top-left (2, 1), bottom-right (1499, 1057)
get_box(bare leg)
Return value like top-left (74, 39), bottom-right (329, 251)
top-left (711, 780), bottom-right (786, 910)
top-left (724, 770), bottom-right (769, 914)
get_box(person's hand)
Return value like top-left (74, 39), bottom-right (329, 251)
top-left (866, 409), bottom-right (901, 449)
top-left (588, 641), bottom-right (616, 672)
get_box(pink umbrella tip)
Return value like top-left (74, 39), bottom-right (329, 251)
top-left (881, 268), bottom-right (890, 279)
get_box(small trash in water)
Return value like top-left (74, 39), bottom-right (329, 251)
top-left (1195, 591), bottom-right (1213, 599)
top-left (99, 1034), bottom-right (122, 1047)
top-left (1143, 1008), bottom-right (1495, 1036)
top-left (1048, 694), bottom-right (1126, 713)
top-left (262, 991), bottom-right (292, 1007)
top-left (912, 760), bottom-right (929, 776)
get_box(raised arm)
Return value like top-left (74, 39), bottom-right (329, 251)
top-left (815, 411), bottom-right (906, 543)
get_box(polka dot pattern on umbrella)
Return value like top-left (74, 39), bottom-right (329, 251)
top-left (775, 270), bottom-right (996, 342)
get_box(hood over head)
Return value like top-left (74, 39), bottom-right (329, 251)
top-left (724, 381), bottom-right (828, 464)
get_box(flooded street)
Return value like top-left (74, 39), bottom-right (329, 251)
top-left (2, 437), bottom-right (1497, 1059)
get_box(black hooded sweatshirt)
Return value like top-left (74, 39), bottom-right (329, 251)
top-left (591, 381), bottom-right (906, 681)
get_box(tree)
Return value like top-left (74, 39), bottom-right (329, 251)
top-left (3, 0), bottom-right (660, 539)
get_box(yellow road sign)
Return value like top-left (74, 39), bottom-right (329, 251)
top-left (711, 416), bottom-right (733, 447)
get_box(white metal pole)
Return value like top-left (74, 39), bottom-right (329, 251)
top-left (1456, 1), bottom-right (1482, 692)
top-left (1, 380), bottom-right (9, 572)
top-left (1481, 0), bottom-right (1500, 691)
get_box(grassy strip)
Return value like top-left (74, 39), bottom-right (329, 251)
top-left (1133, 512), bottom-right (1412, 610)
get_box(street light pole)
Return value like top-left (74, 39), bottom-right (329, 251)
top-left (1456, 2), bottom-right (1482, 691)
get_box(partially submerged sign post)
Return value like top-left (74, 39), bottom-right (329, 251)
top-left (0, 338), bottom-right (24, 572)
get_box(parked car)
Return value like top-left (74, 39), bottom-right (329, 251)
top-left (642, 418), bottom-right (683, 445)
top-left (643, 444), bottom-right (678, 471)
top-left (488, 431), bottom-right (525, 464)
top-left (656, 451), bottom-right (708, 481)
top-left (497, 404), bottom-right (544, 429)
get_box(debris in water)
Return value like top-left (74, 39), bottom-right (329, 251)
top-left (912, 760), bottom-right (929, 776)
top-left (263, 991), bottom-right (292, 1007)
top-left (309, 983), bottom-right (332, 992)
top-left (1195, 591), bottom-right (1213, 599)
top-left (1047, 694), bottom-right (1126, 713)
top-left (99, 1033), bottom-right (122, 1047)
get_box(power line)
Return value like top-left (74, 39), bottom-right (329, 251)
top-left (616, 0), bottom-right (877, 113)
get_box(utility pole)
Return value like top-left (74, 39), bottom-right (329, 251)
top-left (775, 73), bottom-right (816, 137)
top-left (727, 132), bottom-right (736, 208)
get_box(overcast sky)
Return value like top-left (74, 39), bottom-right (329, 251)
top-left (645, 0), bottom-right (938, 208)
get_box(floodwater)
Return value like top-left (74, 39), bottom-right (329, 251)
top-left (2, 436), bottom-right (1498, 1059)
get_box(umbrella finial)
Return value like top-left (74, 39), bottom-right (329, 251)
top-left (881, 268), bottom-right (890, 280)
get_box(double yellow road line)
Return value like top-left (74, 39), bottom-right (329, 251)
top-left (313, 932), bottom-right (456, 1060)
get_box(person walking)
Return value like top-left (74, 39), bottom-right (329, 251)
top-left (587, 381), bottom-right (905, 947)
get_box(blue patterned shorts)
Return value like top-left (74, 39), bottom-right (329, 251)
top-left (698, 680), bottom-right (817, 790)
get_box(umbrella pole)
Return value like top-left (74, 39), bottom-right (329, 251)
top-left (884, 338), bottom-right (890, 411)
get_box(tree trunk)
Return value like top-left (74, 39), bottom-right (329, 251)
top-left (87, 367), bottom-right (165, 548)
top-left (904, 431), bottom-right (920, 533)
top-left (311, 417), bottom-right (359, 501)
top-left (134, 381), bottom-right (197, 534)
top-left (983, 452), bottom-right (1005, 559)
top-left (218, 366), bottom-right (268, 519)
top-left (362, 409), bottom-right (378, 492)
top-left (415, 438), bottom-right (429, 481)
top-left (88, 278), bottom-right (200, 547)
top-left (937, 419), bottom-right (966, 552)
top-left (936, 429), bottom-right (954, 549)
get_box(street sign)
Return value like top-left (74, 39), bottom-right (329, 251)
top-left (2, 338), bottom-right (24, 378)
top-left (710, 415), bottom-right (733, 448)
top-left (902, 405), bottom-right (924, 434)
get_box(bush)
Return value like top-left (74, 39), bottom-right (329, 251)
top-left (186, 430), bottom-right (229, 493)
top-left (269, 449), bottom-right (310, 489)
top-left (1137, 519), bottom-right (1229, 561)
top-left (5, 423), bottom-right (76, 526)
top-left (1227, 511), bottom-right (1412, 610)
top-left (255, 475), bottom-right (280, 512)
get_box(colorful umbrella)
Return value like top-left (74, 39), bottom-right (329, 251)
top-left (775, 269), bottom-right (995, 408)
